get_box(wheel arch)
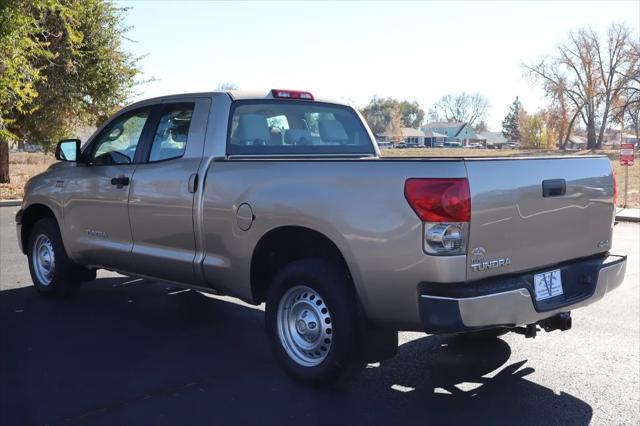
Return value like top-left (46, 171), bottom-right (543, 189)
top-left (18, 203), bottom-right (59, 254)
top-left (250, 226), bottom-right (354, 304)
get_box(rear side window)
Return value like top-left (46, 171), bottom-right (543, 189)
top-left (148, 104), bottom-right (194, 162)
top-left (227, 100), bottom-right (374, 155)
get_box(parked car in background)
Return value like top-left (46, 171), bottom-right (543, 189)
top-left (377, 141), bottom-right (392, 149)
top-left (23, 143), bottom-right (44, 153)
top-left (17, 89), bottom-right (626, 385)
top-left (443, 141), bottom-right (463, 148)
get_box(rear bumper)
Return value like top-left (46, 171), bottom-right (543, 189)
top-left (419, 254), bottom-right (627, 333)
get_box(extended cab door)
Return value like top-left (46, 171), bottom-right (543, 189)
top-left (63, 107), bottom-right (153, 271)
top-left (127, 97), bottom-right (211, 284)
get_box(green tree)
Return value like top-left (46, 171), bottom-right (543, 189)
top-left (0, 0), bottom-right (141, 183)
top-left (520, 112), bottom-right (548, 149)
top-left (360, 97), bottom-right (425, 134)
top-left (0, 0), bottom-right (50, 182)
top-left (502, 97), bottom-right (522, 142)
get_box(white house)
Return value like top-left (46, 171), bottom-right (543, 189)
top-left (377, 127), bottom-right (426, 145)
top-left (566, 135), bottom-right (588, 150)
top-left (422, 122), bottom-right (486, 147)
top-left (478, 131), bottom-right (508, 148)
top-left (423, 131), bottom-right (447, 147)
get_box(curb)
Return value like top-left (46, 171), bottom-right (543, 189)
top-left (615, 213), bottom-right (640, 223)
top-left (0, 199), bottom-right (21, 207)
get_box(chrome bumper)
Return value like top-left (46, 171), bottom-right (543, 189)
top-left (419, 254), bottom-right (627, 333)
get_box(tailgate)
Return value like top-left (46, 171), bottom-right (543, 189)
top-left (465, 156), bottom-right (615, 280)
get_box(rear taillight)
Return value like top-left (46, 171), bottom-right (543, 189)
top-left (271, 89), bottom-right (314, 100)
top-left (404, 178), bottom-right (470, 255)
top-left (404, 178), bottom-right (470, 222)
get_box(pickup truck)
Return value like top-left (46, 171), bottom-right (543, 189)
top-left (16, 89), bottom-right (627, 384)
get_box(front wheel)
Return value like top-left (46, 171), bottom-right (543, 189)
top-left (27, 217), bottom-right (95, 297)
top-left (265, 258), bottom-right (366, 385)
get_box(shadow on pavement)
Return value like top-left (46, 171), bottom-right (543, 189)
top-left (0, 277), bottom-right (593, 426)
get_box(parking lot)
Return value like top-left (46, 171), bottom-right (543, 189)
top-left (1, 206), bottom-right (638, 425)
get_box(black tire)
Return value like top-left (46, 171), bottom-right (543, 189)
top-left (265, 258), bottom-right (366, 385)
top-left (27, 217), bottom-right (95, 297)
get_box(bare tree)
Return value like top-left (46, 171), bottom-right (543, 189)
top-left (387, 105), bottom-right (404, 145)
top-left (474, 120), bottom-right (488, 133)
top-left (595, 24), bottom-right (639, 146)
top-left (428, 92), bottom-right (489, 126)
top-left (612, 40), bottom-right (640, 142)
top-left (216, 81), bottom-right (239, 91)
top-left (525, 24), bottom-right (638, 149)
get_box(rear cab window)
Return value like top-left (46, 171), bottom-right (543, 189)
top-left (227, 100), bottom-right (374, 156)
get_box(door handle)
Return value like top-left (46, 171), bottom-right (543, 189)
top-left (542, 179), bottom-right (566, 197)
top-left (188, 173), bottom-right (199, 193)
top-left (110, 175), bottom-right (130, 189)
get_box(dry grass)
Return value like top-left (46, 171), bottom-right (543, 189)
top-left (1, 153), bottom-right (55, 200)
top-left (381, 148), bottom-right (639, 208)
top-left (2, 150), bottom-right (638, 208)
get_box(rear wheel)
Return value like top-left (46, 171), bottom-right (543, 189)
top-left (265, 258), bottom-right (366, 385)
top-left (27, 217), bottom-right (95, 297)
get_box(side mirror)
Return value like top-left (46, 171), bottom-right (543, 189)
top-left (55, 139), bottom-right (81, 162)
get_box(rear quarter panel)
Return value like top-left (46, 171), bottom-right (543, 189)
top-left (200, 159), bottom-right (467, 329)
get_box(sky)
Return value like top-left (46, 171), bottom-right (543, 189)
top-left (117, 0), bottom-right (640, 130)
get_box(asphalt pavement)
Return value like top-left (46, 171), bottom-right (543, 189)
top-left (1, 206), bottom-right (638, 426)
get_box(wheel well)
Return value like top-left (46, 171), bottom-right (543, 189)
top-left (20, 204), bottom-right (56, 254)
top-left (250, 226), bottom-right (352, 303)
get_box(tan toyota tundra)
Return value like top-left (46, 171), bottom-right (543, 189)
top-left (16, 89), bottom-right (627, 384)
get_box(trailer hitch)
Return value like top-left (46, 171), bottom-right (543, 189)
top-left (513, 312), bottom-right (572, 339)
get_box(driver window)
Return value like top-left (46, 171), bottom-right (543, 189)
top-left (90, 109), bottom-right (150, 165)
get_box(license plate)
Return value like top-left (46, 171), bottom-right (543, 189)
top-left (533, 269), bottom-right (563, 301)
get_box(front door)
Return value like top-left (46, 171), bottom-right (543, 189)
top-left (63, 107), bottom-right (153, 271)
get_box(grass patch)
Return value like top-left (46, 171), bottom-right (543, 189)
top-left (1, 153), bottom-right (55, 200)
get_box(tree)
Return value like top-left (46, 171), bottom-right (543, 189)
top-left (216, 81), bottom-right (239, 90)
top-left (612, 40), bottom-right (640, 142)
top-left (0, 0), bottom-right (141, 183)
top-left (520, 112), bottom-right (548, 149)
top-left (427, 92), bottom-right (489, 126)
top-left (360, 97), bottom-right (425, 134)
top-left (0, 0), bottom-right (50, 182)
top-left (525, 23), bottom-right (638, 149)
top-left (387, 105), bottom-right (404, 145)
top-left (501, 97), bottom-right (522, 142)
top-left (474, 120), bottom-right (488, 133)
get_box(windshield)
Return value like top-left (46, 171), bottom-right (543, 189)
top-left (227, 100), bottom-right (374, 156)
